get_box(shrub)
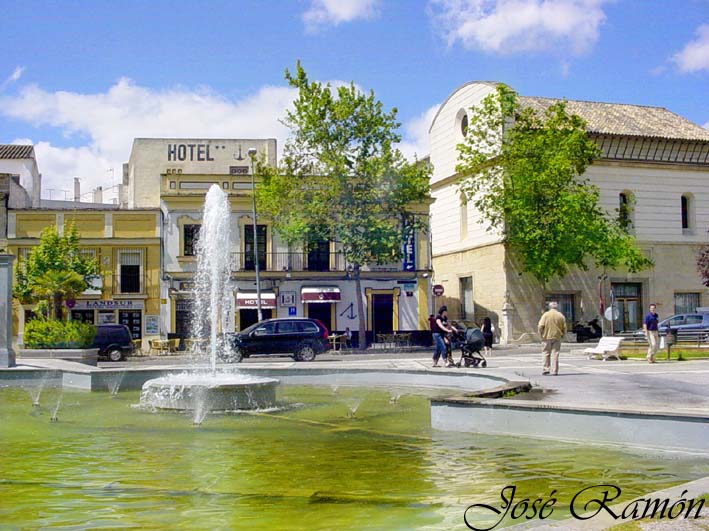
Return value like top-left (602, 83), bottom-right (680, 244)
top-left (23, 319), bottom-right (96, 349)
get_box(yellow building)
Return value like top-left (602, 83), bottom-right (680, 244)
top-left (7, 208), bottom-right (161, 349)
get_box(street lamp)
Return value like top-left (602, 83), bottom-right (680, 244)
top-left (248, 148), bottom-right (263, 321)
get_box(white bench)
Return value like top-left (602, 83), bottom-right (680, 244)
top-left (584, 336), bottom-right (623, 361)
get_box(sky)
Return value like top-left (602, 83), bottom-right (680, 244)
top-left (0, 0), bottom-right (707, 199)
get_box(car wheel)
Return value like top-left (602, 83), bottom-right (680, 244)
top-left (107, 348), bottom-right (124, 362)
top-left (295, 344), bottom-right (316, 362)
top-left (220, 346), bottom-right (244, 363)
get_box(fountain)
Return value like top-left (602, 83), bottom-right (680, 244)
top-left (140, 185), bottom-right (278, 413)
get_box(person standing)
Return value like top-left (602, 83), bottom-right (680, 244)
top-left (432, 306), bottom-right (454, 367)
top-left (643, 303), bottom-right (659, 363)
top-left (481, 317), bottom-right (495, 356)
top-left (537, 301), bottom-right (567, 375)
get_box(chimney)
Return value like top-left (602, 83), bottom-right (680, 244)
top-left (74, 178), bottom-right (81, 203)
top-left (93, 186), bottom-right (103, 204)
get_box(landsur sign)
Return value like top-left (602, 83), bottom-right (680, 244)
top-left (73, 300), bottom-right (145, 310)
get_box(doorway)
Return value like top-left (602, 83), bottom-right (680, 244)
top-left (306, 303), bottom-right (333, 333)
top-left (611, 282), bottom-right (642, 333)
top-left (372, 294), bottom-right (394, 336)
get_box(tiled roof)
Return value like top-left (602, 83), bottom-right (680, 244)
top-left (519, 97), bottom-right (709, 142)
top-left (0, 144), bottom-right (35, 159)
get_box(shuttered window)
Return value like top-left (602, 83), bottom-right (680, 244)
top-left (117, 249), bottom-right (143, 294)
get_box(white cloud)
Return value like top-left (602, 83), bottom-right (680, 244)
top-left (0, 78), bottom-right (298, 195)
top-left (704, 121), bottom-right (709, 130)
top-left (429, 0), bottom-right (607, 55)
top-left (303, 0), bottom-right (380, 31)
top-left (673, 24), bottom-right (709, 73)
top-left (0, 66), bottom-right (25, 92)
top-left (398, 104), bottom-right (440, 160)
top-left (0, 77), bottom-right (402, 196)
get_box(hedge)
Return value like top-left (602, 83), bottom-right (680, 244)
top-left (23, 319), bottom-right (96, 349)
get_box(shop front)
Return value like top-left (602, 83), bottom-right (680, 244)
top-left (236, 292), bottom-right (276, 330)
top-left (71, 300), bottom-right (145, 341)
top-left (301, 287), bottom-right (341, 333)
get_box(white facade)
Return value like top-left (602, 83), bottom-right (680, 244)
top-left (429, 81), bottom-right (709, 341)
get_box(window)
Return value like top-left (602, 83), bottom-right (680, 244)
top-left (244, 225), bottom-right (267, 271)
top-left (681, 194), bottom-right (694, 233)
top-left (306, 235), bottom-right (330, 271)
top-left (685, 315), bottom-right (703, 325)
top-left (618, 192), bottom-right (634, 231)
top-left (254, 322), bottom-right (275, 335)
top-left (183, 224), bottom-right (201, 256)
top-left (460, 276), bottom-right (473, 321)
top-left (461, 114), bottom-right (468, 136)
top-left (545, 294), bottom-right (575, 323)
top-left (276, 321), bottom-right (298, 334)
top-left (117, 249), bottom-right (143, 293)
top-left (675, 292), bottom-right (700, 314)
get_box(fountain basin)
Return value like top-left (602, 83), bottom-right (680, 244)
top-left (140, 373), bottom-right (279, 411)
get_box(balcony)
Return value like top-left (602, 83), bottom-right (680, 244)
top-left (231, 251), bottom-right (347, 272)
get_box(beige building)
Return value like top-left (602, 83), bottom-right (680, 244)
top-left (429, 82), bottom-right (709, 342)
top-left (125, 138), bottom-right (433, 346)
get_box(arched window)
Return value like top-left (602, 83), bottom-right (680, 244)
top-left (455, 108), bottom-right (469, 140)
top-left (681, 193), bottom-right (694, 232)
top-left (618, 191), bottom-right (634, 232)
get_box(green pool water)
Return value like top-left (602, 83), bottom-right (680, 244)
top-left (0, 384), bottom-right (706, 530)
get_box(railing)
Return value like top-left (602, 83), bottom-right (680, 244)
top-left (230, 251), bottom-right (347, 272)
top-left (618, 329), bottom-right (709, 348)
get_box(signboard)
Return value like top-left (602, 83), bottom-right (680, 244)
top-left (432, 284), bottom-right (445, 297)
top-left (279, 291), bottom-right (296, 307)
top-left (402, 230), bottom-right (416, 271)
top-left (144, 315), bottom-right (159, 335)
top-left (288, 306), bottom-right (297, 316)
top-left (73, 300), bottom-right (145, 310)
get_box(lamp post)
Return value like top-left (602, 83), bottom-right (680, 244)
top-left (248, 148), bottom-right (263, 321)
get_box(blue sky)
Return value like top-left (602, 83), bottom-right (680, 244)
top-left (0, 0), bottom-right (707, 197)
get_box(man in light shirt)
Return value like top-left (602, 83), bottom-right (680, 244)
top-left (537, 301), bottom-right (567, 375)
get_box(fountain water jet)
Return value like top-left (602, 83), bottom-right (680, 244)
top-left (141, 185), bottom-right (278, 412)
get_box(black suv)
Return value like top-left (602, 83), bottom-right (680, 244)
top-left (226, 318), bottom-right (330, 362)
top-left (92, 324), bottom-right (134, 362)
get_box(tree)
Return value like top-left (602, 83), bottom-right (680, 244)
top-left (14, 224), bottom-right (100, 320)
top-left (697, 241), bottom-right (709, 286)
top-left (456, 84), bottom-right (652, 284)
top-left (257, 62), bottom-right (431, 348)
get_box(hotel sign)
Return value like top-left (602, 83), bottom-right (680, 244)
top-left (167, 143), bottom-right (215, 162)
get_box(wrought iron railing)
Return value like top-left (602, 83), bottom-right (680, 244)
top-left (230, 251), bottom-right (347, 272)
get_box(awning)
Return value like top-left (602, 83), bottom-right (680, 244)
top-left (301, 286), bottom-right (341, 303)
top-left (236, 292), bottom-right (277, 309)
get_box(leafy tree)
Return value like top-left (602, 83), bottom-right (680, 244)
top-left (697, 242), bottom-right (709, 286)
top-left (457, 84), bottom-right (652, 284)
top-left (14, 224), bottom-right (100, 320)
top-left (257, 62), bottom-right (431, 348)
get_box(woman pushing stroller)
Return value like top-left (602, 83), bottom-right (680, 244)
top-left (431, 306), bottom-right (456, 367)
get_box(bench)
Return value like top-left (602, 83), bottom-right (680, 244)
top-left (584, 336), bottom-right (623, 361)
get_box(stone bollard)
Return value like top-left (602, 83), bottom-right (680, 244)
top-left (0, 254), bottom-right (16, 367)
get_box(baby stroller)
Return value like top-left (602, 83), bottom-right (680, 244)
top-left (455, 327), bottom-right (487, 368)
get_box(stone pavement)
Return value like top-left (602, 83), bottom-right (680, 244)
top-left (103, 342), bottom-right (709, 416)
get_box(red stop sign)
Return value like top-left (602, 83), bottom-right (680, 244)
top-left (432, 284), bottom-right (444, 296)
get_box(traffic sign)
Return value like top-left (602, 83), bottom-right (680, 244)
top-left (432, 284), bottom-right (444, 297)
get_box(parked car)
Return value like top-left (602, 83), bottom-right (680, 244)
top-left (225, 318), bottom-right (330, 362)
top-left (92, 324), bottom-right (134, 362)
top-left (633, 312), bottom-right (709, 338)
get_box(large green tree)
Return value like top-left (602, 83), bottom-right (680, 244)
top-left (257, 62), bottom-right (431, 348)
top-left (14, 224), bottom-right (100, 320)
top-left (457, 84), bottom-right (652, 284)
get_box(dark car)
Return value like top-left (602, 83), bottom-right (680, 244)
top-left (226, 318), bottom-right (330, 362)
top-left (92, 324), bottom-right (134, 362)
top-left (633, 312), bottom-right (709, 338)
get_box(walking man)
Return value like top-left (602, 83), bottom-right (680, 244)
top-left (537, 301), bottom-right (567, 375)
top-left (643, 303), bottom-right (659, 363)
